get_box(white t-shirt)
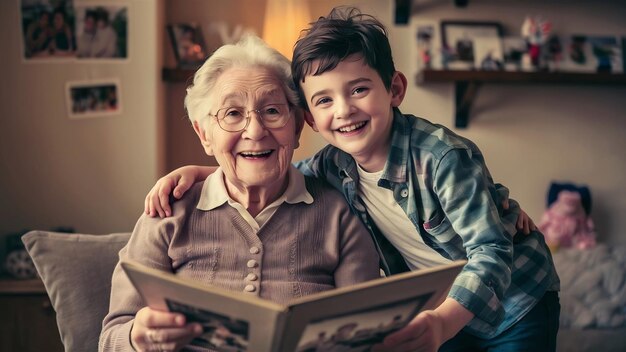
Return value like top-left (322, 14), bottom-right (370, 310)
top-left (357, 164), bottom-right (451, 270)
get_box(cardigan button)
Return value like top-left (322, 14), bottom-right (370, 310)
top-left (247, 259), bottom-right (258, 268)
top-left (244, 284), bottom-right (256, 292)
top-left (249, 246), bottom-right (260, 254)
top-left (246, 273), bottom-right (258, 281)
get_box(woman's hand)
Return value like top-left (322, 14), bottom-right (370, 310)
top-left (130, 307), bottom-right (203, 352)
top-left (144, 166), bottom-right (202, 218)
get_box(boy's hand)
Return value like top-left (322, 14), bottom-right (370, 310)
top-left (371, 310), bottom-right (444, 352)
top-left (144, 166), bottom-right (198, 218)
top-left (130, 307), bottom-right (202, 352)
top-left (372, 298), bottom-right (472, 352)
top-left (502, 199), bottom-right (537, 235)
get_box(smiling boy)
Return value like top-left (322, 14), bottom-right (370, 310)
top-left (145, 7), bottom-right (560, 352)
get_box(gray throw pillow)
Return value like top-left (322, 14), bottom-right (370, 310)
top-left (22, 230), bottom-right (130, 352)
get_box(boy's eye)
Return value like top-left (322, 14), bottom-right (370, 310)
top-left (352, 87), bottom-right (368, 95)
top-left (315, 97), bottom-right (332, 106)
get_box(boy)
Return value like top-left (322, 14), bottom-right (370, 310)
top-left (145, 7), bottom-right (560, 352)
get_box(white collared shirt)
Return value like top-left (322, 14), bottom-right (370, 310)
top-left (196, 165), bottom-right (314, 232)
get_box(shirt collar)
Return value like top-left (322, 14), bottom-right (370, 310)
top-left (196, 165), bottom-right (313, 211)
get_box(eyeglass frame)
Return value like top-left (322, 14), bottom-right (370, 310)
top-left (208, 104), bottom-right (293, 132)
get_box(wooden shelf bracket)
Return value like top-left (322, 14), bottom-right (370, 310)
top-left (454, 81), bottom-right (480, 128)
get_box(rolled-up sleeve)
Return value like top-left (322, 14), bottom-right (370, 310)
top-left (432, 148), bottom-right (514, 327)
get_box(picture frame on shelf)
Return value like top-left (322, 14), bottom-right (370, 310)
top-left (167, 23), bottom-right (208, 68)
top-left (587, 36), bottom-right (623, 74)
top-left (440, 20), bottom-right (503, 70)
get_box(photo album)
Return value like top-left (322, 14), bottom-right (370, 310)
top-left (121, 260), bottom-right (466, 352)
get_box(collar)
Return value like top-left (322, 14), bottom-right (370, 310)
top-left (196, 165), bottom-right (314, 211)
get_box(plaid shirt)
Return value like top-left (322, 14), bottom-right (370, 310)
top-left (295, 110), bottom-right (560, 338)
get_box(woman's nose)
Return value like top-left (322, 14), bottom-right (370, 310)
top-left (242, 112), bottom-right (268, 139)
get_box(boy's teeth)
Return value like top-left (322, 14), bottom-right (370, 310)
top-left (338, 121), bottom-right (366, 132)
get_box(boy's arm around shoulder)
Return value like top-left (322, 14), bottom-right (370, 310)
top-left (144, 165), bottom-right (216, 218)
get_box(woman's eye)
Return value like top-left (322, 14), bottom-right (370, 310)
top-left (225, 109), bottom-right (243, 117)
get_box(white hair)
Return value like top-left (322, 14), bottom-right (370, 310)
top-left (184, 35), bottom-right (300, 126)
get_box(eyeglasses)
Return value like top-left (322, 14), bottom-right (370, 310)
top-left (209, 104), bottom-right (292, 132)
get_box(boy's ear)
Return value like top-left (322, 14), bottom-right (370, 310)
top-left (390, 71), bottom-right (408, 107)
top-left (303, 110), bottom-right (319, 132)
top-left (192, 120), bottom-right (214, 156)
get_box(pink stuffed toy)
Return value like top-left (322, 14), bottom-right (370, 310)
top-left (538, 190), bottom-right (596, 251)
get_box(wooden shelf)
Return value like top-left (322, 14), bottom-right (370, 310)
top-left (416, 69), bottom-right (626, 128)
top-left (0, 276), bottom-right (46, 294)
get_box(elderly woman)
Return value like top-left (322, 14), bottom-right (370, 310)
top-left (99, 35), bottom-right (380, 352)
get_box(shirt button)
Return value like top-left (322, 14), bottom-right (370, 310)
top-left (246, 273), bottom-right (258, 281)
top-left (244, 284), bottom-right (256, 292)
top-left (249, 246), bottom-right (260, 254)
top-left (247, 259), bottom-right (257, 268)
top-left (400, 189), bottom-right (409, 197)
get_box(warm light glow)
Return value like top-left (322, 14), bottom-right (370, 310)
top-left (262, 0), bottom-right (311, 59)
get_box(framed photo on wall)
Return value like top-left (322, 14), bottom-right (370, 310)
top-left (66, 79), bottom-right (121, 119)
top-left (167, 23), bottom-right (208, 68)
top-left (74, 3), bottom-right (129, 60)
top-left (440, 21), bottom-right (503, 70)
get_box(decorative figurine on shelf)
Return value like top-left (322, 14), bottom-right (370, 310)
top-left (545, 35), bottom-right (564, 71)
top-left (521, 15), bottom-right (552, 70)
top-left (416, 25), bottom-right (433, 69)
top-left (538, 182), bottom-right (597, 252)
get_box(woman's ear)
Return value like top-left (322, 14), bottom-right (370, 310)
top-left (294, 110), bottom-right (305, 149)
top-left (390, 71), bottom-right (408, 107)
top-left (192, 120), bottom-right (214, 156)
top-left (303, 110), bottom-right (319, 132)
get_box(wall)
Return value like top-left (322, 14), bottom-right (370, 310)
top-left (0, 0), bottom-right (165, 260)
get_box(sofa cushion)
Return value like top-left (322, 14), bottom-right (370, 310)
top-left (22, 230), bottom-right (130, 351)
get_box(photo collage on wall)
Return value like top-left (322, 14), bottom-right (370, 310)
top-left (414, 17), bottom-right (625, 74)
top-left (20, 0), bottom-right (128, 119)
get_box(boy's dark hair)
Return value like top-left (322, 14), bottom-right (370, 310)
top-left (292, 6), bottom-right (396, 109)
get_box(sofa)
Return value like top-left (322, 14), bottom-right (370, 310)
top-left (21, 230), bottom-right (626, 352)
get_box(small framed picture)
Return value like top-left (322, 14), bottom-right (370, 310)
top-left (440, 21), bottom-right (503, 70)
top-left (167, 23), bottom-right (208, 68)
top-left (66, 79), bottom-right (121, 119)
